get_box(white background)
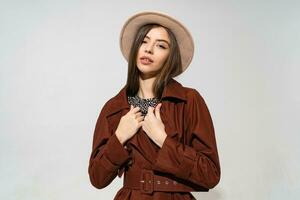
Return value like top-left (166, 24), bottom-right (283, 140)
top-left (1, 0), bottom-right (299, 199)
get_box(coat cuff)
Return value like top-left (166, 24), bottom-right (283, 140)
top-left (104, 133), bottom-right (130, 166)
top-left (153, 136), bottom-right (197, 180)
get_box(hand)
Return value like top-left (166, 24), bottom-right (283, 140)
top-left (142, 103), bottom-right (167, 148)
top-left (115, 105), bottom-right (144, 145)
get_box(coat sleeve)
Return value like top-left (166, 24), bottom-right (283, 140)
top-left (88, 102), bottom-right (131, 189)
top-left (153, 89), bottom-right (221, 189)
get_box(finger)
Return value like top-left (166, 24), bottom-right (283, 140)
top-left (135, 112), bottom-right (142, 117)
top-left (137, 116), bottom-right (144, 122)
top-left (138, 120), bottom-right (144, 127)
top-left (155, 103), bottom-right (162, 121)
top-left (147, 106), bottom-right (154, 115)
top-left (132, 106), bottom-right (141, 113)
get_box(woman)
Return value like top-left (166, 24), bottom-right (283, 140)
top-left (88, 11), bottom-right (221, 200)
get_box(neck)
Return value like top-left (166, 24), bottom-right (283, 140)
top-left (137, 76), bottom-right (156, 99)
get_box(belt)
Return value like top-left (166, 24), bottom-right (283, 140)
top-left (123, 168), bottom-right (208, 194)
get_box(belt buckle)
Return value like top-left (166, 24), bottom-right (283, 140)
top-left (140, 169), bottom-right (154, 194)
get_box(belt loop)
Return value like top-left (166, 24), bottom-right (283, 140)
top-left (140, 169), bottom-right (154, 194)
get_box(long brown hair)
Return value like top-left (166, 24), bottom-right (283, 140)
top-left (126, 23), bottom-right (182, 101)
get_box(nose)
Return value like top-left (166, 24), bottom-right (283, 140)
top-left (144, 43), bottom-right (154, 54)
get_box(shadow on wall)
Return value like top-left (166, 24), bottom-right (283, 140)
top-left (193, 189), bottom-right (223, 200)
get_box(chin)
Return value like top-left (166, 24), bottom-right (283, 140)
top-left (140, 71), bottom-right (159, 78)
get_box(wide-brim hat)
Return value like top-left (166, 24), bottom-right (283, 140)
top-left (119, 11), bottom-right (194, 73)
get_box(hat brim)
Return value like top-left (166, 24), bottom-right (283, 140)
top-left (119, 11), bottom-right (194, 73)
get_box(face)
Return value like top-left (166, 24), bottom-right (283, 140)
top-left (136, 27), bottom-right (171, 78)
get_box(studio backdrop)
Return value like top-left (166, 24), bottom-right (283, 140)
top-left (0, 0), bottom-right (299, 199)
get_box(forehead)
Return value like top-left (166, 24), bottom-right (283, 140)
top-left (145, 27), bottom-right (170, 42)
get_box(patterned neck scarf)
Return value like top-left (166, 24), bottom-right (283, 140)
top-left (127, 95), bottom-right (161, 116)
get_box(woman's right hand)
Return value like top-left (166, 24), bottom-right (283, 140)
top-left (115, 105), bottom-right (144, 145)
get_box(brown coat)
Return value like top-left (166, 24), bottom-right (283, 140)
top-left (88, 78), bottom-right (221, 200)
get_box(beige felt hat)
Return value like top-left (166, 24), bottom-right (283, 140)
top-left (119, 11), bottom-right (194, 73)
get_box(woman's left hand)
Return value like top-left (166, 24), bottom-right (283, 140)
top-left (141, 103), bottom-right (167, 148)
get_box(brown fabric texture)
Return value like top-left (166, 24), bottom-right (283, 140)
top-left (88, 78), bottom-right (221, 200)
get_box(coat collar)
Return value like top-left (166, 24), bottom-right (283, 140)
top-left (105, 78), bottom-right (187, 117)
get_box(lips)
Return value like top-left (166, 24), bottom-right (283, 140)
top-left (140, 56), bottom-right (154, 64)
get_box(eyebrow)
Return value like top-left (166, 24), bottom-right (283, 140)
top-left (145, 35), bottom-right (170, 46)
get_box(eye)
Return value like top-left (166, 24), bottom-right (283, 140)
top-left (158, 44), bottom-right (167, 49)
top-left (142, 40), bottom-right (147, 43)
